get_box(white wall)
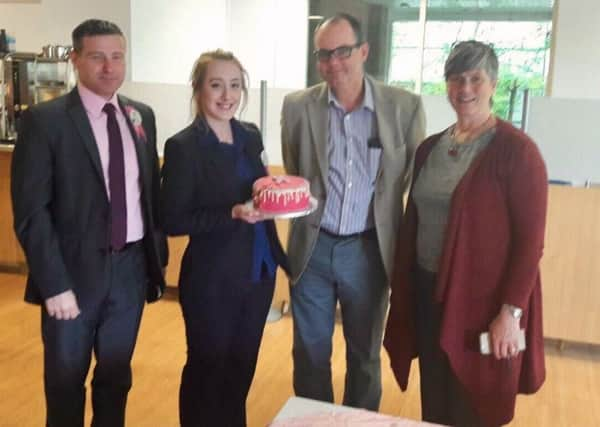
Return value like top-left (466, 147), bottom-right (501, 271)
top-left (126, 0), bottom-right (308, 161)
top-left (120, 81), bottom-right (192, 150)
top-left (2, 0), bottom-right (307, 162)
top-left (130, 0), bottom-right (308, 89)
top-left (549, 0), bottom-right (600, 98)
top-left (130, 0), bottom-right (229, 84)
top-left (228, 0), bottom-right (308, 89)
top-left (4, 0), bottom-right (600, 165)
top-left (0, 0), bottom-right (130, 52)
top-left (527, 97), bottom-right (600, 185)
top-left (421, 95), bottom-right (454, 135)
top-left (3, 0), bottom-right (599, 98)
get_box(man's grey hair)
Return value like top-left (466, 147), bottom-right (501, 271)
top-left (444, 40), bottom-right (498, 82)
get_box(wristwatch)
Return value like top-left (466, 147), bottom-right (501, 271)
top-left (503, 304), bottom-right (523, 319)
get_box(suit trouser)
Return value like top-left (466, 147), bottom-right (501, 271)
top-left (178, 273), bottom-right (275, 427)
top-left (41, 242), bottom-right (147, 427)
top-left (290, 229), bottom-right (388, 411)
top-left (414, 265), bottom-right (485, 427)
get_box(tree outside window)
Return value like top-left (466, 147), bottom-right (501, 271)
top-left (307, 0), bottom-right (554, 125)
top-left (388, 1), bottom-right (554, 125)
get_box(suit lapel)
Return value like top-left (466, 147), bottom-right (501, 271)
top-left (307, 85), bottom-right (329, 186)
top-left (118, 96), bottom-right (145, 146)
top-left (67, 89), bottom-right (106, 192)
top-left (119, 98), bottom-right (149, 180)
top-left (369, 77), bottom-right (394, 184)
top-left (118, 96), bottom-right (152, 214)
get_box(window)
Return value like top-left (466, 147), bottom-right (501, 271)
top-left (392, 0), bottom-right (554, 124)
top-left (308, 0), bottom-right (554, 124)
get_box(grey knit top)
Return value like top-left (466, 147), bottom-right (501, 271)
top-left (412, 127), bottom-right (496, 273)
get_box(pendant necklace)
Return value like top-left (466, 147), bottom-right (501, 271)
top-left (448, 115), bottom-right (494, 157)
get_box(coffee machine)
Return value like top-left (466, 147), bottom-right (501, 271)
top-left (1, 46), bottom-right (74, 143)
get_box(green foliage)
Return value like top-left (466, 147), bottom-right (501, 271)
top-left (388, 80), bottom-right (416, 91)
top-left (491, 64), bottom-right (547, 120)
top-left (414, 49), bottom-right (548, 122)
top-left (388, 19), bottom-right (551, 124)
top-left (421, 81), bottom-right (447, 95)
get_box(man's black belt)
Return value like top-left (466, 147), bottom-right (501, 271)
top-left (109, 239), bottom-right (143, 254)
top-left (320, 228), bottom-right (376, 240)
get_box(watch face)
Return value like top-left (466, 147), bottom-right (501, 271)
top-left (505, 304), bottom-right (522, 319)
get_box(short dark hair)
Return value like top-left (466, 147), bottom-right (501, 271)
top-left (444, 40), bottom-right (498, 82)
top-left (316, 13), bottom-right (365, 45)
top-left (72, 19), bottom-right (123, 52)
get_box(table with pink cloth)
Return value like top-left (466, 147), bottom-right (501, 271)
top-left (269, 397), bottom-right (444, 426)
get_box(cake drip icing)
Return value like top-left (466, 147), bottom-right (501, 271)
top-left (253, 175), bottom-right (311, 213)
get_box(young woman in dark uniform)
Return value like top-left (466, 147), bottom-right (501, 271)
top-left (161, 49), bottom-right (288, 427)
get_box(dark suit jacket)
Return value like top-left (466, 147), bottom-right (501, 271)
top-left (11, 88), bottom-right (168, 306)
top-left (160, 118), bottom-right (288, 288)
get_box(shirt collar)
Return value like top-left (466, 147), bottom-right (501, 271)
top-left (327, 77), bottom-right (374, 113)
top-left (77, 83), bottom-right (120, 118)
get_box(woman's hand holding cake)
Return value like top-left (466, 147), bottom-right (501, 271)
top-left (231, 202), bottom-right (265, 224)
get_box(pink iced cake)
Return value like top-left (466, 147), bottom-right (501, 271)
top-left (253, 175), bottom-right (311, 214)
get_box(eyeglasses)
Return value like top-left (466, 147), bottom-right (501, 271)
top-left (313, 43), bottom-right (362, 62)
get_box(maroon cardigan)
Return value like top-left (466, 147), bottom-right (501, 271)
top-left (383, 119), bottom-right (547, 426)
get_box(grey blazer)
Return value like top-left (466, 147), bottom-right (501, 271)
top-left (281, 75), bottom-right (426, 284)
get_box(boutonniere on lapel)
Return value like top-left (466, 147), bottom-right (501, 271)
top-left (125, 105), bottom-right (147, 142)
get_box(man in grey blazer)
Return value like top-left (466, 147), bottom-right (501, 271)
top-left (281, 13), bottom-right (425, 410)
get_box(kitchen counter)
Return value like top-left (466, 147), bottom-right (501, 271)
top-left (541, 185), bottom-right (600, 345)
top-left (0, 148), bottom-right (26, 272)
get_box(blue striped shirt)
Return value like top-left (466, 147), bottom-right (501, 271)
top-left (320, 79), bottom-right (381, 235)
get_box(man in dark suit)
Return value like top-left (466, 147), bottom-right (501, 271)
top-left (11, 19), bottom-right (167, 427)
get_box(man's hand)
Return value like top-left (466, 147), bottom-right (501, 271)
top-left (44, 290), bottom-right (81, 320)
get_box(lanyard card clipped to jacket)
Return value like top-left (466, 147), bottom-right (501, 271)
top-left (479, 329), bottom-right (526, 355)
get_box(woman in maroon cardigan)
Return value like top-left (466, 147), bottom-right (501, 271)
top-left (383, 41), bottom-right (547, 426)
